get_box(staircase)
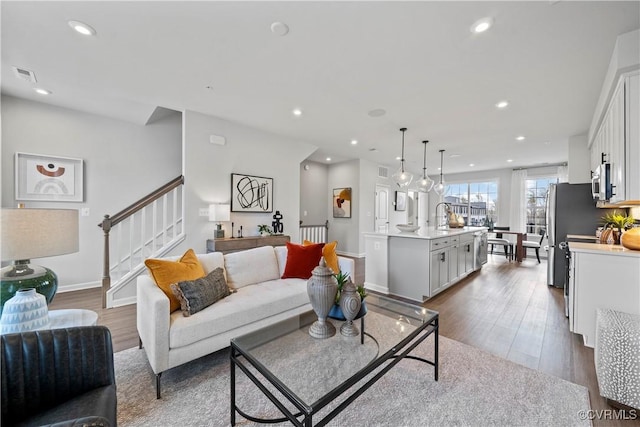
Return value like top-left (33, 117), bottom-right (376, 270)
top-left (99, 176), bottom-right (185, 308)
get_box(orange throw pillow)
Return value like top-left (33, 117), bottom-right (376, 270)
top-left (304, 240), bottom-right (339, 274)
top-left (282, 242), bottom-right (324, 279)
top-left (144, 249), bottom-right (206, 313)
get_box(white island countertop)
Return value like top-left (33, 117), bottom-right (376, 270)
top-left (363, 226), bottom-right (487, 240)
top-left (569, 241), bottom-right (640, 258)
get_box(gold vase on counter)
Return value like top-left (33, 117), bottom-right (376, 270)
top-left (621, 228), bottom-right (640, 250)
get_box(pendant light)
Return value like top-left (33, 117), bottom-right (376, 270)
top-left (391, 127), bottom-right (414, 188)
top-left (433, 149), bottom-right (446, 195)
top-left (416, 140), bottom-right (434, 193)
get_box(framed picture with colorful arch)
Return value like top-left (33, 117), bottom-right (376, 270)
top-left (15, 152), bottom-right (84, 202)
top-left (333, 187), bottom-right (351, 218)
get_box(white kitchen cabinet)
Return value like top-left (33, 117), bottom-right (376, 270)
top-left (458, 234), bottom-right (475, 275)
top-left (568, 243), bottom-right (640, 348)
top-left (430, 248), bottom-right (448, 296)
top-left (590, 72), bottom-right (640, 202)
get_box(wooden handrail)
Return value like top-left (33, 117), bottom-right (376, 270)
top-left (99, 175), bottom-right (184, 229)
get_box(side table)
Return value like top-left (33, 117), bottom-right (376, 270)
top-left (48, 309), bottom-right (99, 329)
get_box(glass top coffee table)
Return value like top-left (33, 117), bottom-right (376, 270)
top-left (230, 294), bottom-right (439, 426)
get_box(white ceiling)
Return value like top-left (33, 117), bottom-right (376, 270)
top-left (2, 1), bottom-right (639, 175)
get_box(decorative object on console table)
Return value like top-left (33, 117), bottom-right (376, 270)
top-left (272, 210), bottom-right (283, 234)
top-left (257, 224), bottom-right (273, 236)
top-left (0, 288), bottom-right (49, 334)
top-left (231, 173), bottom-right (273, 213)
top-left (209, 204), bottom-right (230, 239)
top-left (338, 280), bottom-right (361, 337)
top-left (15, 152), bottom-right (84, 202)
top-left (0, 208), bottom-right (79, 316)
top-left (333, 188), bottom-right (351, 218)
top-left (306, 259), bottom-right (338, 339)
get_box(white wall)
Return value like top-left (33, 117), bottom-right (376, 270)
top-left (177, 110), bottom-right (316, 254)
top-left (300, 161), bottom-right (328, 225)
top-left (568, 134), bottom-right (591, 184)
top-left (327, 160), bottom-right (360, 256)
top-left (1, 96), bottom-right (182, 290)
top-left (358, 159), bottom-right (378, 255)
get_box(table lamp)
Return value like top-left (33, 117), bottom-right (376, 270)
top-left (1, 208), bottom-right (79, 315)
top-left (209, 204), bottom-right (230, 239)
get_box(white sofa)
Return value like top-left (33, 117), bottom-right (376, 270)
top-left (137, 245), bottom-right (354, 398)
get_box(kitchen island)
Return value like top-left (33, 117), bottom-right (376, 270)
top-left (364, 227), bottom-right (487, 302)
top-left (568, 241), bottom-right (640, 347)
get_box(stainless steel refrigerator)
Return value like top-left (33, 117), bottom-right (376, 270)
top-left (545, 183), bottom-right (603, 288)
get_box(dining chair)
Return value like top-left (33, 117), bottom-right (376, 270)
top-left (519, 228), bottom-right (546, 263)
top-left (487, 226), bottom-right (513, 261)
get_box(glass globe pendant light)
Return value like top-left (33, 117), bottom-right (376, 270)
top-left (391, 127), bottom-right (414, 188)
top-left (433, 149), bottom-right (446, 196)
top-left (416, 140), bottom-right (434, 192)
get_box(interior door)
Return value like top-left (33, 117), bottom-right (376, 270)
top-left (375, 184), bottom-right (390, 233)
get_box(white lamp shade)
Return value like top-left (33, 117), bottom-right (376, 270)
top-left (209, 204), bottom-right (230, 222)
top-left (1, 208), bottom-right (79, 262)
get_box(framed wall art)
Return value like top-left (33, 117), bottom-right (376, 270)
top-left (333, 187), bottom-right (351, 218)
top-left (15, 152), bottom-right (84, 202)
top-left (231, 173), bottom-right (273, 213)
top-left (395, 191), bottom-right (406, 211)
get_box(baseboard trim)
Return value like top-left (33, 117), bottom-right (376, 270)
top-left (109, 296), bottom-right (137, 308)
top-left (336, 251), bottom-right (365, 258)
top-left (57, 281), bottom-right (101, 293)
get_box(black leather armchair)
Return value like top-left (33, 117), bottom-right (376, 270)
top-left (1, 326), bottom-right (117, 427)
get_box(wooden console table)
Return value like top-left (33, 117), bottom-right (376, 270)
top-left (206, 235), bottom-right (290, 254)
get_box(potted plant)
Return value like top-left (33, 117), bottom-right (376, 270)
top-left (328, 271), bottom-right (367, 320)
top-left (600, 210), bottom-right (634, 244)
top-left (257, 224), bottom-right (273, 236)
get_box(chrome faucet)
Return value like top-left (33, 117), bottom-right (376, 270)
top-left (435, 202), bottom-right (451, 228)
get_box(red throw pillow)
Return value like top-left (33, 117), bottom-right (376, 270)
top-left (281, 242), bottom-right (324, 279)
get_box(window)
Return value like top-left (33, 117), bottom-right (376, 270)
top-left (525, 176), bottom-right (558, 234)
top-left (444, 181), bottom-right (498, 226)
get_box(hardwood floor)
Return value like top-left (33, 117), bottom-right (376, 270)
top-left (51, 255), bottom-right (638, 426)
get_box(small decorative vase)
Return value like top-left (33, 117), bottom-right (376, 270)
top-left (338, 280), bottom-right (361, 337)
top-left (306, 259), bottom-right (338, 339)
top-left (0, 288), bottom-right (50, 334)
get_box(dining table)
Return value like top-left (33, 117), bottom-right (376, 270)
top-left (490, 230), bottom-right (527, 262)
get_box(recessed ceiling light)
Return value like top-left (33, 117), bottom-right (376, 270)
top-left (34, 88), bottom-right (52, 95)
top-left (326, 157), bottom-right (331, 162)
top-left (292, 108), bottom-right (302, 116)
top-left (496, 100), bottom-right (509, 109)
top-left (437, 167), bottom-right (442, 171)
top-left (270, 22), bottom-right (289, 36)
top-left (469, 163), bottom-right (475, 167)
top-left (351, 139), bottom-right (358, 145)
top-left (471, 17), bottom-right (494, 34)
top-left (516, 136), bottom-right (525, 141)
top-left (395, 156), bottom-right (401, 161)
top-left (68, 20), bottom-right (96, 36)
top-left (368, 108), bottom-right (386, 117)
top-left (507, 159), bottom-right (514, 163)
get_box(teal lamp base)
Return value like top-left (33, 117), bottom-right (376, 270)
top-left (0, 261), bottom-right (57, 317)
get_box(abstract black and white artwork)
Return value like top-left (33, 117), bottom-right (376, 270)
top-left (231, 173), bottom-right (273, 213)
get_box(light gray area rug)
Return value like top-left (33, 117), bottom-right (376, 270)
top-left (116, 315), bottom-right (591, 426)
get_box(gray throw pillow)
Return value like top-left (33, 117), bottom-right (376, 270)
top-left (170, 267), bottom-right (230, 316)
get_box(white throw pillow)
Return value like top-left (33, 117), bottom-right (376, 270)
top-left (224, 246), bottom-right (279, 289)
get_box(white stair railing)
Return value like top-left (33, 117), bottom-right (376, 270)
top-left (99, 176), bottom-right (184, 308)
top-left (299, 220), bottom-right (329, 244)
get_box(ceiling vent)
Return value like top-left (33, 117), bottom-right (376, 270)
top-left (378, 166), bottom-right (389, 179)
top-left (12, 66), bottom-right (37, 83)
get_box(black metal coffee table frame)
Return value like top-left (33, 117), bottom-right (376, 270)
top-left (230, 301), bottom-right (438, 427)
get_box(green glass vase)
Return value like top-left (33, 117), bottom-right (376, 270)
top-left (0, 262), bottom-right (58, 317)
